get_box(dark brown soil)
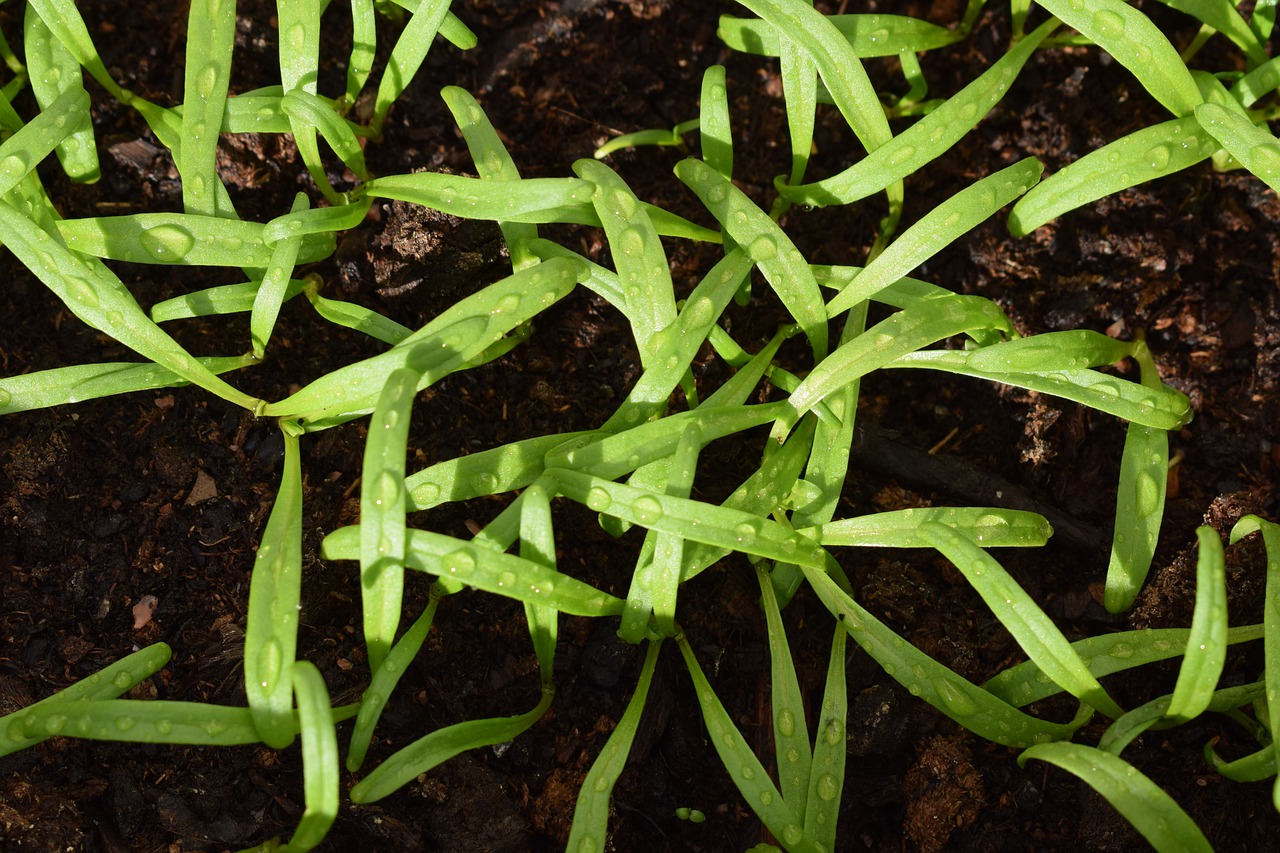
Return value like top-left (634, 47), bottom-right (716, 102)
top-left (1, 2), bottom-right (1277, 852)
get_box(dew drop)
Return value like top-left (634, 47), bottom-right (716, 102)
top-left (973, 513), bottom-right (1010, 543)
top-left (889, 145), bottom-right (916, 167)
top-left (1, 153), bottom-right (27, 177)
top-left (415, 482), bottom-right (442, 506)
top-left (113, 671), bottom-right (133, 690)
top-left (256, 638), bottom-right (284, 693)
top-left (1133, 470), bottom-right (1161, 517)
top-left (749, 235), bottom-right (778, 261)
top-left (1110, 642), bottom-right (1134, 659)
top-left (933, 678), bottom-right (979, 716)
top-left (1146, 143), bottom-right (1171, 170)
top-left (196, 64), bottom-right (219, 102)
top-left (631, 495), bottom-right (663, 523)
top-left (740, 764), bottom-right (755, 780)
top-left (1249, 142), bottom-right (1280, 178)
top-left (782, 825), bottom-right (804, 845)
top-left (759, 790), bottom-right (774, 806)
top-left (682, 295), bottom-right (715, 328)
top-left (617, 226), bottom-right (646, 258)
top-left (114, 716), bottom-right (137, 732)
top-left (611, 189), bottom-right (638, 220)
top-left (586, 486), bottom-right (612, 511)
top-left (44, 715), bottom-right (67, 735)
top-left (706, 183), bottom-right (728, 204)
top-left (67, 278), bottom-right (100, 308)
top-left (140, 224), bottom-right (196, 261)
top-left (733, 519), bottom-right (760, 545)
top-left (776, 708), bottom-right (796, 737)
top-left (471, 471), bottom-right (498, 493)
top-left (1092, 9), bottom-right (1126, 37)
top-left (497, 571), bottom-right (517, 589)
top-left (816, 773), bottom-right (840, 801)
top-left (372, 470), bottom-right (402, 509)
top-left (493, 293), bottom-right (522, 315)
top-left (444, 549), bottom-right (475, 575)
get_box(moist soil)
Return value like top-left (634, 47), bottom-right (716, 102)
top-left (2, 2), bottom-right (1278, 851)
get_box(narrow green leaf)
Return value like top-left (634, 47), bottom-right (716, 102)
top-left (921, 521), bottom-right (1125, 719)
top-left (574, 159), bottom-right (677, 362)
top-left (826, 158), bottom-right (1042, 316)
top-left (888, 350), bottom-right (1194, 430)
top-left (1036, 0), bottom-right (1203, 117)
top-left (179, 0), bottom-right (235, 217)
top-left (23, 6), bottom-right (99, 182)
top-left (757, 566), bottom-right (812, 812)
top-left (403, 430), bottom-right (598, 511)
top-left (1018, 743), bottom-right (1213, 853)
top-left (350, 691), bottom-right (553, 804)
top-left (265, 257), bottom-right (582, 428)
top-left (0, 87), bottom-right (90, 198)
top-left (1230, 515), bottom-right (1280, 809)
top-left (0, 201), bottom-right (262, 411)
top-left (699, 65), bottom-right (733, 178)
top-left (57, 212), bottom-right (334, 267)
top-left (802, 626), bottom-right (847, 850)
top-left (1194, 103), bottom-right (1280, 193)
top-left (1010, 116), bottom-right (1218, 235)
top-left (776, 295), bottom-right (1011, 442)
top-left (1104, 423), bottom-right (1169, 613)
top-left (322, 526), bottom-right (625, 617)
top-left (985, 624), bottom-right (1263, 708)
top-left (346, 592), bottom-right (440, 771)
top-left (245, 428), bottom-right (304, 749)
top-left (718, 12), bottom-right (960, 58)
top-left (441, 86), bottom-right (539, 269)
top-left (818, 507), bottom-right (1053, 548)
top-left (278, 661), bottom-right (338, 853)
top-left (733, 0), bottom-right (891, 153)
top-left (359, 368), bottom-right (417, 672)
top-left (779, 20), bottom-right (1056, 209)
top-left (251, 193), bottom-right (310, 357)
top-left (1165, 527), bottom-right (1228, 723)
top-left (1154, 0), bottom-right (1269, 67)
top-left (0, 356), bottom-right (251, 414)
top-left (567, 640), bottom-right (663, 853)
top-left (676, 158), bottom-right (828, 360)
top-left (371, 0), bottom-right (452, 132)
top-left (0, 643), bottom-right (171, 756)
top-left (677, 635), bottom-right (822, 853)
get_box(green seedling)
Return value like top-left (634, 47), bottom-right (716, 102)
top-left (4, 1), bottom-right (1273, 849)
